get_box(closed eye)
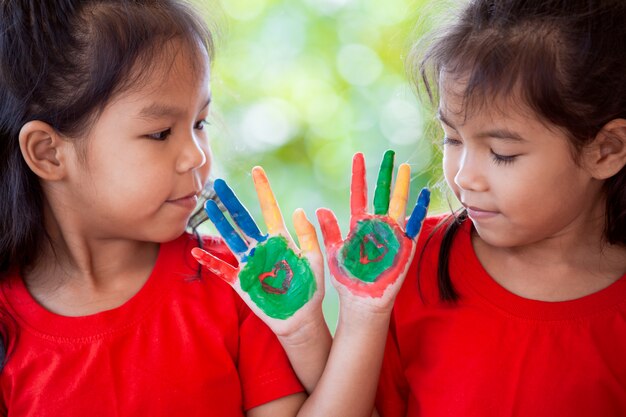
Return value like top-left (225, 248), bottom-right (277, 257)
top-left (442, 136), bottom-right (462, 146)
top-left (146, 129), bottom-right (171, 141)
top-left (490, 150), bottom-right (518, 165)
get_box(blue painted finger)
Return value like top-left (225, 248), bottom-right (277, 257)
top-left (405, 188), bottom-right (431, 239)
top-left (214, 179), bottom-right (267, 243)
top-left (205, 200), bottom-right (249, 257)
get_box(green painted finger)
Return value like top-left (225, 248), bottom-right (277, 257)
top-left (373, 150), bottom-right (395, 215)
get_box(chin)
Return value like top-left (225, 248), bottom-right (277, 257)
top-left (146, 224), bottom-right (189, 243)
top-left (472, 224), bottom-right (522, 249)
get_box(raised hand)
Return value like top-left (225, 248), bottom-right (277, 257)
top-left (317, 150), bottom-right (430, 301)
top-left (191, 167), bottom-right (324, 326)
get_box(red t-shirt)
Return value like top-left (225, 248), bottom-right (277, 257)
top-left (0, 234), bottom-right (303, 416)
top-left (377, 215), bottom-right (626, 417)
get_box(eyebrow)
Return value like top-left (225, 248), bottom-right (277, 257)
top-left (139, 96), bottom-right (212, 119)
top-left (437, 110), bottom-right (526, 143)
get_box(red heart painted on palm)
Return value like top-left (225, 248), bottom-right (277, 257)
top-left (359, 233), bottom-right (389, 264)
top-left (258, 260), bottom-right (294, 295)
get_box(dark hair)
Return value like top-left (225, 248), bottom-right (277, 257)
top-left (0, 0), bottom-right (214, 273)
top-left (412, 0), bottom-right (626, 301)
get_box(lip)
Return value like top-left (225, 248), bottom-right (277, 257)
top-left (167, 191), bottom-right (200, 210)
top-left (464, 205), bottom-right (499, 220)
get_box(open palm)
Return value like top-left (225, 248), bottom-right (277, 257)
top-left (191, 167), bottom-right (324, 335)
top-left (317, 150), bottom-right (429, 308)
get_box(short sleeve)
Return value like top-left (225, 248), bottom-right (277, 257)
top-left (199, 235), bottom-right (304, 410)
top-left (376, 313), bottom-right (409, 417)
top-left (238, 306), bottom-right (305, 410)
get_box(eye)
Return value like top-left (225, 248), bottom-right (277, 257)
top-left (490, 150), bottom-right (518, 166)
top-left (194, 119), bottom-right (210, 130)
top-left (146, 129), bottom-right (171, 141)
top-left (442, 136), bottom-right (462, 146)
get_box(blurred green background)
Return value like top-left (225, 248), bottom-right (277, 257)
top-left (193, 0), bottom-right (452, 331)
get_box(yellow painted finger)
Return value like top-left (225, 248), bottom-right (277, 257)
top-left (293, 208), bottom-right (321, 255)
top-left (252, 166), bottom-right (285, 234)
top-left (388, 163), bottom-right (411, 226)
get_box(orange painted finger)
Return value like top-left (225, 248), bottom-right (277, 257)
top-left (191, 247), bottom-right (238, 285)
top-left (388, 163), bottom-right (411, 226)
top-left (316, 208), bottom-right (343, 249)
top-left (293, 208), bottom-right (321, 255)
top-left (252, 166), bottom-right (285, 235)
top-left (350, 152), bottom-right (367, 229)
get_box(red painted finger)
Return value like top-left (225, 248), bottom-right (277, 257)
top-left (350, 152), bottom-right (367, 229)
top-left (191, 247), bottom-right (238, 285)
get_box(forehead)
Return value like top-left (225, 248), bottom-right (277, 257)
top-left (437, 71), bottom-right (532, 125)
top-left (436, 71), bottom-right (575, 145)
top-left (88, 41), bottom-right (211, 131)
top-left (120, 38), bottom-right (211, 100)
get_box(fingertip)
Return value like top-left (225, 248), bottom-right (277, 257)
top-left (251, 166), bottom-right (267, 181)
top-left (204, 199), bottom-right (221, 218)
top-left (213, 178), bottom-right (227, 191)
top-left (293, 207), bottom-right (305, 217)
top-left (316, 208), bottom-right (342, 247)
top-left (398, 163), bottom-right (411, 177)
top-left (293, 208), bottom-right (320, 253)
top-left (292, 207), bottom-right (307, 224)
top-left (418, 187), bottom-right (431, 208)
top-left (191, 246), bottom-right (205, 260)
top-left (191, 247), bottom-right (238, 284)
top-left (191, 247), bottom-right (212, 267)
top-left (294, 208), bottom-right (313, 234)
top-left (315, 207), bottom-right (333, 221)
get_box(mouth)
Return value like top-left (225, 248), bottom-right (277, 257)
top-left (463, 204), bottom-right (499, 220)
top-left (167, 191), bottom-right (200, 209)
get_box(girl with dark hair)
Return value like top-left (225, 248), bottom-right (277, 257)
top-left (0, 1), bottom-right (409, 415)
top-left (373, 0), bottom-right (626, 415)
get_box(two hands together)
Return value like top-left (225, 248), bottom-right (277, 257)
top-left (191, 150), bottom-right (430, 334)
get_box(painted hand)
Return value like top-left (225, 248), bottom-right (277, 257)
top-left (317, 150), bottom-right (430, 301)
top-left (191, 167), bottom-right (324, 329)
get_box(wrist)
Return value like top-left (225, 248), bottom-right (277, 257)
top-left (337, 301), bottom-right (392, 333)
top-left (276, 310), bottom-right (331, 347)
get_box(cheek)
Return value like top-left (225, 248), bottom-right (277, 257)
top-left (442, 149), bottom-right (460, 193)
top-left (198, 142), bottom-right (213, 184)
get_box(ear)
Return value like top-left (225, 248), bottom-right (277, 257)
top-left (19, 120), bottom-right (69, 181)
top-left (583, 119), bottom-right (626, 180)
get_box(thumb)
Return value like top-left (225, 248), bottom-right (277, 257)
top-left (293, 208), bottom-right (325, 291)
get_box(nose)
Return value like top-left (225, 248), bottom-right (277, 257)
top-left (177, 132), bottom-right (207, 174)
top-left (453, 150), bottom-right (488, 192)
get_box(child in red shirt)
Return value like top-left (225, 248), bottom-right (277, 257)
top-left (373, 0), bottom-right (626, 415)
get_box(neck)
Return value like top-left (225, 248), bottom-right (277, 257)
top-left (23, 200), bottom-right (160, 316)
top-left (472, 212), bottom-right (626, 301)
